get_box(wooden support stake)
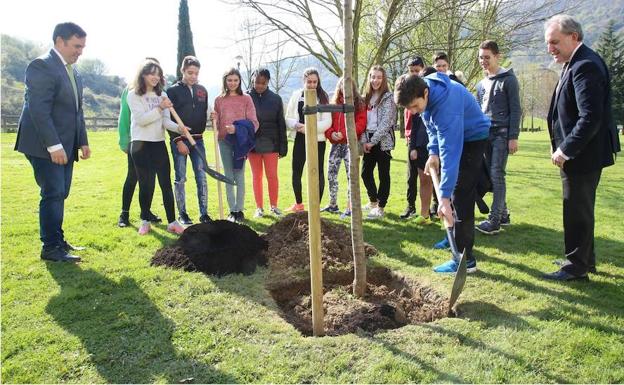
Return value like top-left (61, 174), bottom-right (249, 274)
top-left (304, 89), bottom-right (325, 337)
top-left (212, 118), bottom-right (225, 220)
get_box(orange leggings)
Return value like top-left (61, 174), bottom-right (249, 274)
top-left (248, 152), bottom-right (279, 208)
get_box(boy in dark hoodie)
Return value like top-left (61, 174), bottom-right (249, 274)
top-left (167, 56), bottom-right (211, 225)
top-left (394, 73), bottom-right (490, 274)
top-left (475, 40), bottom-right (521, 234)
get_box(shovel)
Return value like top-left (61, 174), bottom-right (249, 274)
top-left (428, 165), bottom-right (467, 314)
top-left (169, 107), bottom-right (236, 186)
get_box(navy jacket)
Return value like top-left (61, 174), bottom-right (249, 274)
top-left (226, 119), bottom-right (256, 169)
top-left (547, 44), bottom-right (620, 174)
top-left (248, 88), bottom-right (288, 156)
top-left (166, 81), bottom-right (208, 139)
top-left (15, 49), bottom-right (88, 161)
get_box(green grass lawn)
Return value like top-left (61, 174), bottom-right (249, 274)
top-left (2, 130), bottom-right (623, 383)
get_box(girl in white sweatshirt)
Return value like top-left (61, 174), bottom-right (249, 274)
top-left (127, 59), bottom-right (188, 235)
top-left (284, 68), bottom-right (332, 211)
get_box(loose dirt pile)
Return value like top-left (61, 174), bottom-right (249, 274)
top-left (262, 212), bottom-right (448, 336)
top-left (151, 220), bottom-right (267, 276)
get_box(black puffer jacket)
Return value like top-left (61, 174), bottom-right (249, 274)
top-left (166, 81), bottom-right (208, 138)
top-left (248, 88), bottom-right (287, 156)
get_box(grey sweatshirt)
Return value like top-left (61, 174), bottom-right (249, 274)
top-left (476, 68), bottom-right (522, 140)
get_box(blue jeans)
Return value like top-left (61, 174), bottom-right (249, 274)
top-left (27, 155), bottom-right (74, 250)
top-left (218, 140), bottom-right (246, 212)
top-left (171, 138), bottom-right (208, 217)
top-left (485, 128), bottom-right (509, 222)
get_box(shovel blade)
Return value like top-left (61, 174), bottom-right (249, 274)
top-left (204, 165), bottom-right (237, 185)
top-left (189, 143), bottom-right (237, 185)
top-left (448, 250), bottom-right (467, 313)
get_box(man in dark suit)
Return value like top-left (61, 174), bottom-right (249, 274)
top-left (15, 22), bottom-right (91, 262)
top-left (543, 15), bottom-right (621, 281)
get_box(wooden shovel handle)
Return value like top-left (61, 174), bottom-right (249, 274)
top-left (169, 107), bottom-right (196, 146)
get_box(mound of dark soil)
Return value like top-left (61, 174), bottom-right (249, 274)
top-left (151, 220), bottom-right (267, 276)
top-left (262, 212), bottom-right (449, 335)
top-left (262, 212), bottom-right (378, 287)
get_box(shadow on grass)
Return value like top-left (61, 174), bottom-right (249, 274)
top-left (45, 263), bottom-right (237, 384)
top-left (366, 334), bottom-right (465, 383)
top-left (476, 223), bottom-right (624, 270)
top-left (420, 322), bottom-right (571, 383)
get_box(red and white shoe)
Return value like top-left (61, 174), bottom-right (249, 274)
top-left (138, 221), bottom-right (151, 235)
top-left (285, 203), bottom-right (305, 212)
top-left (167, 221), bottom-right (186, 235)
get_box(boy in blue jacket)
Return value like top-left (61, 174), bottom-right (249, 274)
top-left (394, 73), bottom-right (491, 273)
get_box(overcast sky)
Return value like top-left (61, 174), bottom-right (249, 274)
top-left (1, 0), bottom-right (257, 90)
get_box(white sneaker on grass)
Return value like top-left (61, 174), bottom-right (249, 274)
top-left (254, 208), bottom-right (264, 218)
top-left (366, 207), bottom-right (384, 219)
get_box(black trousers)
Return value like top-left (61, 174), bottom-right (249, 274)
top-left (361, 145), bottom-right (392, 207)
top-left (560, 168), bottom-right (602, 276)
top-left (121, 152), bottom-right (138, 212)
top-left (452, 139), bottom-right (487, 260)
top-left (292, 132), bottom-right (326, 204)
top-left (130, 141), bottom-right (176, 223)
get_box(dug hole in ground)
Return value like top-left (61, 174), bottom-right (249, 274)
top-left (152, 212), bottom-right (449, 336)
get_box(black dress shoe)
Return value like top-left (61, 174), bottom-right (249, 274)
top-left (41, 247), bottom-right (81, 262)
top-left (542, 269), bottom-right (588, 281)
top-left (553, 259), bottom-right (597, 274)
top-left (63, 242), bottom-right (85, 252)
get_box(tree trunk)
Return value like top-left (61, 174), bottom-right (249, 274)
top-left (344, 0), bottom-right (367, 298)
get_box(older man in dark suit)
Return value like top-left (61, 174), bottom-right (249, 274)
top-left (543, 15), bottom-right (621, 281)
top-left (15, 22), bottom-right (91, 262)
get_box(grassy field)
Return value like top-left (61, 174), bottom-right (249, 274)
top-left (1, 129), bottom-right (623, 383)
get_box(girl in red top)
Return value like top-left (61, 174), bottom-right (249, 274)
top-left (322, 77), bottom-right (367, 218)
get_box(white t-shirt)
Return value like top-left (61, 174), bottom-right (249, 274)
top-left (480, 67), bottom-right (506, 113)
top-left (366, 93), bottom-right (380, 132)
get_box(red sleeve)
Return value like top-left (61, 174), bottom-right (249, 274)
top-left (325, 111), bottom-right (340, 143)
top-left (355, 107), bottom-right (367, 139)
top-left (404, 108), bottom-right (412, 139)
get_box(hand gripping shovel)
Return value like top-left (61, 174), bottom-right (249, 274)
top-left (169, 107), bottom-right (236, 186)
top-left (428, 165), bottom-right (467, 315)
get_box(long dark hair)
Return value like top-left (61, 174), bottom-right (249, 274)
top-left (132, 59), bottom-right (165, 96)
top-left (332, 77), bottom-right (364, 110)
top-left (221, 68), bottom-right (243, 97)
top-left (302, 67), bottom-right (329, 105)
top-left (363, 65), bottom-right (390, 107)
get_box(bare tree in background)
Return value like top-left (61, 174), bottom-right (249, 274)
top-left (235, 17), bottom-right (267, 90)
top-left (266, 34), bottom-right (299, 94)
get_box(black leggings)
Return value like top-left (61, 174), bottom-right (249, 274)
top-left (361, 145), bottom-right (392, 207)
top-left (130, 141), bottom-right (175, 223)
top-left (292, 132), bottom-right (326, 204)
top-left (121, 152), bottom-right (137, 212)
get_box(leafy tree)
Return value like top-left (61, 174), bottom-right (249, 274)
top-left (595, 19), bottom-right (624, 126)
top-left (176, 0), bottom-right (196, 81)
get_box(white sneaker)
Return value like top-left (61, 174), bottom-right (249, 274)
top-left (366, 207), bottom-right (384, 219)
top-left (254, 207), bottom-right (264, 218)
top-left (363, 202), bottom-right (378, 211)
top-left (270, 206), bottom-right (282, 216)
